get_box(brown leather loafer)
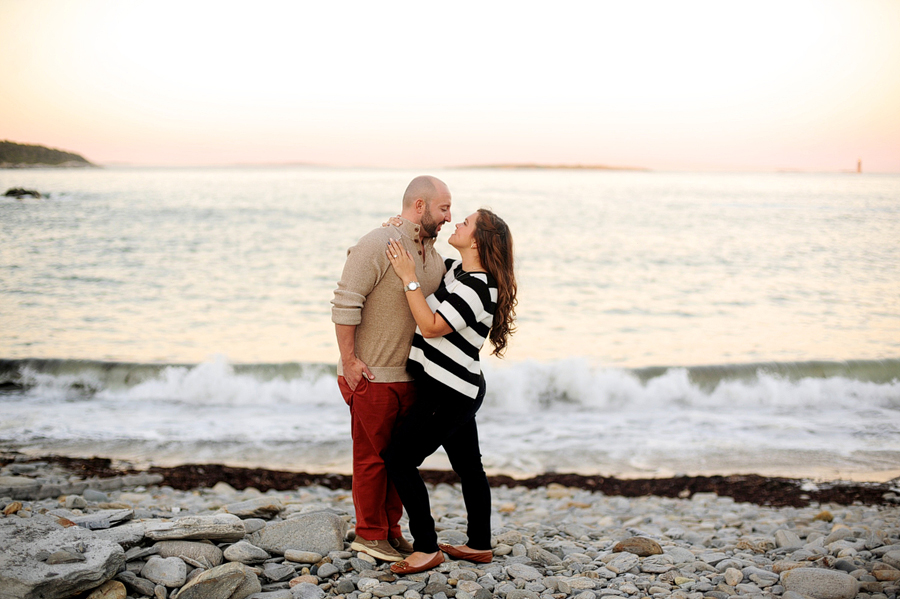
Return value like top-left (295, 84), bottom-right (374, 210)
top-left (390, 551), bottom-right (444, 574)
top-left (438, 543), bottom-right (493, 563)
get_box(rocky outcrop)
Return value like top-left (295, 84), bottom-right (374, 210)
top-left (0, 516), bottom-right (124, 599)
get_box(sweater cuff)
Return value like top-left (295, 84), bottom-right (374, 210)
top-left (332, 307), bottom-right (362, 326)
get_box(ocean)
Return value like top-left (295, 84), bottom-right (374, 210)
top-left (1, 166), bottom-right (899, 481)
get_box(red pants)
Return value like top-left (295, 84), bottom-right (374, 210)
top-left (338, 376), bottom-right (416, 541)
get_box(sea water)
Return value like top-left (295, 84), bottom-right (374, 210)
top-left (1, 167), bottom-right (899, 480)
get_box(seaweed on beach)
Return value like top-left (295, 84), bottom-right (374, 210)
top-left (7, 455), bottom-right (896, 508)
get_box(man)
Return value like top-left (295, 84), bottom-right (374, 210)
top-left (331, 175), bottom-right (451, 561)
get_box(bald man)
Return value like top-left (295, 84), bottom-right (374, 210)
top-left (331, 176), bottom-right (451, 561)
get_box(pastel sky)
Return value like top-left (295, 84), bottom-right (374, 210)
top-left (2, 0), bottom-right (899, 171)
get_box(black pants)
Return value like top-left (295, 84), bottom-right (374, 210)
top-left (382, 374), bottom-right (491, 553)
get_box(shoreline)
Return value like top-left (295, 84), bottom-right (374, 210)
top-left (7, 454), bottom-right (898, 508)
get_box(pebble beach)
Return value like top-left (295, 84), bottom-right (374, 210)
top-left (2, 455), bottom-right (899, 599)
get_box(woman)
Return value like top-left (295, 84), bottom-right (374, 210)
top-left (381, 208), bottom-right (517, 575)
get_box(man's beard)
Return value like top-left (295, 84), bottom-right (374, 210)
top-left (421, 210), bottom-right (440, 238)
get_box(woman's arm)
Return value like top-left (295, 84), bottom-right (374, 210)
top-left (386, 239), bottom-right (453, 338)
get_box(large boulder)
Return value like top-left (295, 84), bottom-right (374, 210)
top-left (0, 516), bottom-right (124, 599)
top-left (248, 512), bottom-right (346, 555)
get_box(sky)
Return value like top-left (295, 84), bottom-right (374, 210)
top-left (1, 0), bottom-right (899, 171)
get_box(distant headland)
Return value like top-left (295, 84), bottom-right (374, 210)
top-left (0, 140), bottom-right (96, 168)
top-left (457, 163), bottom-right (649, 171)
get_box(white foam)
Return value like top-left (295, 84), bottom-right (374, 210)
top-left (5, 357), bottom-right (899, 477)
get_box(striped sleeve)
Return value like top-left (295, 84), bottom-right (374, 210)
top-left (436, 274), bottom-right (494, 333)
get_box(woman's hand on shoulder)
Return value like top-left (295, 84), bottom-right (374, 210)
top-left (386, 238), bottom-right (416, 283)
top-left (381, 215), bottom-right (403, 227)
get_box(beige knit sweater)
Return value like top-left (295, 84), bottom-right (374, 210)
top-left (332, 218), bottom-right (446, 382)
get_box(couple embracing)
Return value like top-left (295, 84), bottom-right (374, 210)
top-left (331, 176), bottom-right (517, 574)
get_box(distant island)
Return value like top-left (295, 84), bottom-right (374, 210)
top-left (0, 140), bottom-right (96, 168)
top-left (458, 163), bottom-right (649, 171)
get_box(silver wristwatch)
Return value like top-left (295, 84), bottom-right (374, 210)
top-left (404, 281), bottom-right (420, 292)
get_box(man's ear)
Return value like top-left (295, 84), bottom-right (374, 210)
top-left (415, 198), bottom-right (426, 214)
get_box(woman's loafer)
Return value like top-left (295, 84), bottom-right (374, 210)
top-left (438, 543), bottom-right (493, 563)
top-left (390, 551), bottom-right (444, 574)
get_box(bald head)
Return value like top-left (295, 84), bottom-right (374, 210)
top-left (400, 175), bottom-right (452, 238)
top-left (402, 175), bottom-right (447, 210)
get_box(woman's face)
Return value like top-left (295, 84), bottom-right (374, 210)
top-left (449, 211), bottom-right (479, 249)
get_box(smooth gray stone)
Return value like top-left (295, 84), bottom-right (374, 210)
top-left (781, 567), bottom-right (860, 599)
top-left (83, 488), bottom-right (109, 502)
top-left (664, 547), bottom-right (696, 563)
top-left (249, 512), bottom-right (347, 556)
top-left (175, 562), bottom-right (261, 599)
top-left (155, 540), bottom-right (224, 568)
top-left (640, 554), bottom-right (675, 573)
top-left (775, 530), bottom-right (804, 549)
top-left (0, 516), bottom-right (125, 599)
top-left (883, 551), bottom-right (900, 569)
top-left (250, 591), bottom-right (293, 599)
top-left (871, 544), bottom-right (900, 556)
top-left (146, 513), bottom-right (246, 542)
top-left (117, 570), bottom-right (157, 596)
top-left (823, 528), bottom-right (853, 545)
top-left (527, 545), bottom-right (562, 565)
top-left (335, 579), bottom-right (357, 594)
top-left (316, 563), bottom-right (339, 578)
top-left (606, 552), bottom-right (639, 573)
top-left (506, 563), bottom-right (543, 581)
top-left (833, 559), bottom-right (857, 573)
top-left (291, 582), bottom-right (326, 599)
top-left (284, 550), bottom-right (324, 564)
top-left (506, 590), bottom-right (541, 599)
top-left (142, 556), bottom-right (188, 587)
top-left (372, 583), bottom-right (406, 597)
top-left (244, 518), bottom-right (267, 534)
top-left (700, 552), bottom-right (730, 565)
top-left (225, 497), bottom-right (284, 519)
top-left (263, 562), bottom-right (296, 582)
top-left (65, 495), bottom-right (88, 509)
top-left (225, 540), bottom-right (271, 564)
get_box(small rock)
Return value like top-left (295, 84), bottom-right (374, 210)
top-left (781, 567), bottom-right (860, 599)
top-left (86, 579), bottom-right (127, 599)
top-left (725, 568), bottom-right (743, 586)
top-left (284, 550), bottom-right (324, 564)
top-left (613, 536), bottom-right (663, 556)
top-left (316, 562), bottom-right (339, 578)
top-left (225, 496), bottom-right (285, 519)
top-left (292, 581), bottom-right (326, 599)
top-left (224, 540), bottom-right (271, 563)
top-left (141, 556), bottom-right (187, 587)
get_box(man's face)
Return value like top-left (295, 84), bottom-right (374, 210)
top-left (420, 188), bottom-right (451, 238)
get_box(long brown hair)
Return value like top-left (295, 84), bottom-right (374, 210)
top-left (474, 208), bottom-right (517, 357)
